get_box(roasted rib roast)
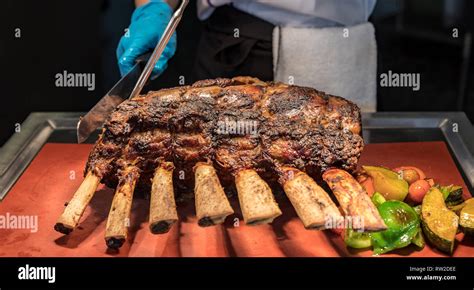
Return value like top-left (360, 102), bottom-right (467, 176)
top-left (55, 76), bottom-right (386, 249)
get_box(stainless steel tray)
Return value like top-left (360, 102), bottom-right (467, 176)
top-left (1, 112), bottom-right (473, 200)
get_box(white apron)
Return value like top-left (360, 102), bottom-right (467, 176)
top-left (272, 22), bottom-right (377, 112)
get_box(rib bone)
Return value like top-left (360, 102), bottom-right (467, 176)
top-left (54, 171), bottom-right (100, 234)
top-left (235, 169), bottom-right (282, 225)
top-left (105, 166), bottom-right (140, 249)
top-left (194, 162), bottom-right (234, 226)
top-left (279, 167), bottom-right (342, 230)
top-left (149, 162), bottom-right (178, 234)
top-left (323, 169), bottom-right (387, 232)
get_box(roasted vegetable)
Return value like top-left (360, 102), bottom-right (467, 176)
top-left (397, 168), bottom-right (420, 184)
top-left (438, 185), bottom-right (464, 206)
top-left (421, 187), bottom-right (459, 254)
top-left (371, 200), bottom-right (420, 255)
top-left (363, 166), bottom-right (409, 201)
top-left (393, 166), bottom-right (426, 181)
top-left (412, 229), bottom-right (425, 248)
top-left (448, 202), bottom-right (466, 216)
top-left (413, 205), bottom-right (421, 216)
top-left (371, 192), bottom-right (386, 207)
top-left (360, 177), bottom-right (375, 197)
top-left (344, 228), bottom-right (372, 249)
top-left (407, 179), bottom-right (431, 204)
top-left (411, 205), bottom-right (425, 249)
top-left (345, 194), bottom-right (423, 254)
top-left (459, 198), bottom-right (474, 235)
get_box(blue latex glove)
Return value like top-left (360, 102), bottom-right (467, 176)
top-left (116, 0), bottom-right (177, 78)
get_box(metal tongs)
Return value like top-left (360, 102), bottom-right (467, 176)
top-left (76, 0), bottom-right (189, 143)
top-left (128, 0), bottom-right (189, 100)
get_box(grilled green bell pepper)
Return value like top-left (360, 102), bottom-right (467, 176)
top-left (344, 228), bottom-right (372, 249)
top-left (371, 200), bottom-right (421, 255)
top-left (344, 194), bottom-right (424, 254)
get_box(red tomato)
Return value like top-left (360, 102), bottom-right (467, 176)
top-left (393, 166), bottom-right (426, 180)
top-left (407, 179), bottom-right (431, 204)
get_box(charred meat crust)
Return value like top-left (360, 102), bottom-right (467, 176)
top-left (85, 77), bottom-right (364, 193)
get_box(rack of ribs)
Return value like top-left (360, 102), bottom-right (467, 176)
top-left (54, 76), bottom-right (386, 249)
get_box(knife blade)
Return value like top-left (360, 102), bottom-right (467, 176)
top-left (76, 61), bottom-right (143, 143)
top-left (76, 0), bottom-right (189, 143)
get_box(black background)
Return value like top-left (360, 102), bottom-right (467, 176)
top-left (0, 257), bottom-right (472, 289)
top-left (1, 0), bottom-right (474, 146)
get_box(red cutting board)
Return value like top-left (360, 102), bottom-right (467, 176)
top-left (0, 141), bottom-right (472, 257)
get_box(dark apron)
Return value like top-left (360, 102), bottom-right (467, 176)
top-left (193, 5), bottom-right (275, 82)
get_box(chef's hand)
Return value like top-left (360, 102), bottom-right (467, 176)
top-left (116, 0), bottom-right (177, 77)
